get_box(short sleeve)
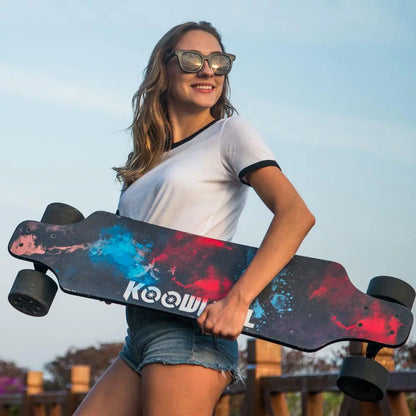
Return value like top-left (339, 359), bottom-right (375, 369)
top-left (220, 116), bottom-right (280, 185)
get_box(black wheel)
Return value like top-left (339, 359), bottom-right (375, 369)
top-left (337, 356), bottom-right (389, 402)
top-left (367, 276), bottom-right (415, 309)
top-left (8, 269), bottom-right (58, 317)
top-left (41, 202), bottom-right (84, 225)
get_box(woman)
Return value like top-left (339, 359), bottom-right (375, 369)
top-left (74, 21), bottom-right (315, 416)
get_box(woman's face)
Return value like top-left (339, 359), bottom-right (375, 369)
top-left (166, 30), bottom-right (225, 117)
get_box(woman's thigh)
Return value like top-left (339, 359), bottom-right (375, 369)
top-left (141, 363), bottom-right (231, 416)
top-left (73, 357), bottom-right (141, 416)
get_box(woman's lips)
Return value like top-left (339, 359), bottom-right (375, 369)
top-left (192, 84), bottom-right (214, 93)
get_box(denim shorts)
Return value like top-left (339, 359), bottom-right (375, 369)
top-left (119, 306), bottom-right (240, 384)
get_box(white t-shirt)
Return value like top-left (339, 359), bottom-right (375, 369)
top-left (117, 116), bottom-right (279, 241)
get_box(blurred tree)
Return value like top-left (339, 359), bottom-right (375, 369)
top-left (0, 359), bottom-right (27, 378)
top-left (281, 344), bottom-right (348, 375)
top-left (0, 359), bottom-right (27, 395)
top-left (44, 342), bottom-right (123, 390)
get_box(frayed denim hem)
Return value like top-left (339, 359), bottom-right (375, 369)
top-left (120, 353), bottom-right (242, 387)
top-left (140, 360), bottom-right (241, 387)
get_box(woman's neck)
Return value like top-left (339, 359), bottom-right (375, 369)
top-left (169, 111), bottom-right (215, 144)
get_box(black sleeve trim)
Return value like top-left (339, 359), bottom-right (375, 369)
top-left (238, 160), bottom-right (281, 186)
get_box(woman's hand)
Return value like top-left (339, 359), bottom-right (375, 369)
top-left (197, 294), bottom-right (249, 340)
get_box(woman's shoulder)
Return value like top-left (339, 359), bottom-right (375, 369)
top-left (220, 115), bottom-right (251, 130)
top-left (219, 115), bottom-right (263, 142)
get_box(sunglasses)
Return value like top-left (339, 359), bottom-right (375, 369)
top-left (167, 50), bottom-right (236, 75)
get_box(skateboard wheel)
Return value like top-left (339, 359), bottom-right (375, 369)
top-left (8, 269), bottom-right (58, 317)
top-left (337, 356), bottom-right (389, 402)
top-left (367, 276), bottom-right (415, 309)
top-left (41, 203), bottom-right (84, 225)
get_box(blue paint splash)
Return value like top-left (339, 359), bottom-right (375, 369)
top-left (246, 248), bottom-right (256, 264)
top-left (271, 292), bottom-right (293, 314)
top-left (269, 275), bottom-right (293, 317)
top-left (252, 299), bottom-right (265, 319)
top-left (88, 225), bottom-right (157, 285)
top-left (250, 277), bottom-right (293, 331)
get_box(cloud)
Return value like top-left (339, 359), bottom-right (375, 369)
top-left (0, 63), bottom-right (128, 115)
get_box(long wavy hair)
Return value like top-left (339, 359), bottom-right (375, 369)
top-left (114, 21), bottom-right (237, 189)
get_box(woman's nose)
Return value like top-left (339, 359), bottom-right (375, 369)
top-left (198, 59), bottom-right (214, 76)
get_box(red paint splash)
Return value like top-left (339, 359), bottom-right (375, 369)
top-left (331, 301), bottom-right (403, 343)
top-left (309, 263), bottom-right (354, 303)
top-left (172, 265), bottom-right (234, 300)
top-left (151, 232), bottom-right (234, 300)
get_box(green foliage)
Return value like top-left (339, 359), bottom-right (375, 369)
top-left (406, 393), bottom-right (416, 416)
top-left (322, 392), bottom-right (343, 416)
top-left (285, 392), bottom-right (301, 415)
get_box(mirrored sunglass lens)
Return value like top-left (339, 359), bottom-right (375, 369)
top-left (180, 52), bottom-right (203, 72)
top-left (210, 54), bottom-right (231, 74)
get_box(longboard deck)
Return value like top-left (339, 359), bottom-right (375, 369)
top-left (8, 211), bottom-right (413, 351)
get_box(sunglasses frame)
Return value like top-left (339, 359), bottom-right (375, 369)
top-left (167, 50), bottom-right (236, 75)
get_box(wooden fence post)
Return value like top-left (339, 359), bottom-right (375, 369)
top-left (70, 366), bottom-right (90, 394)
top-left (65, 365), bottom-right (91, 416)
top-left (377, 346), bottom-right (411, 416)
top-left (245, 339), bottom-right (289, 416)
top-left (22, 371), bottom-right (45, 416)
top-left (302, 391), bottom-right (323, 416)
top-left (26, 372), bottom-right (43, 396)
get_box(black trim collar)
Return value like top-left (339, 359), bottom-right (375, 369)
top-left (170, 119), bottom-right (218, 149)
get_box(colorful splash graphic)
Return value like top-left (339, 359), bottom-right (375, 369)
top-left (148, 233), bottom-right (235, 300)
top-left (250, 274), bottom-right (293, 330)
top-left (10, 221), bottom-right (241, 300)
top-left (88, 225), bottom-right (157, 286)
top-left (8, 212), bottom-right (413, 351)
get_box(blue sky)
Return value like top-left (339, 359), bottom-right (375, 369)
top-left (1, 1), bottom-right (415, 371)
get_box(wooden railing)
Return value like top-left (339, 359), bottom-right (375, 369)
top-left (0, 366), bottom-right (89, 416)
top-left (1, 340), bottom-right (416, 415)
top-left (216, 339), bottom-right (416, 415)
top-left (261, 371), bottom-right (416, 416)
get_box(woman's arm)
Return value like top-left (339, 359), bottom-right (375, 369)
top-left (197, 166), bottom-right (316, 340)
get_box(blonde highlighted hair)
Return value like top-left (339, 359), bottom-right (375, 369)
top-left (114, 21), bottom-right (236, 189)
